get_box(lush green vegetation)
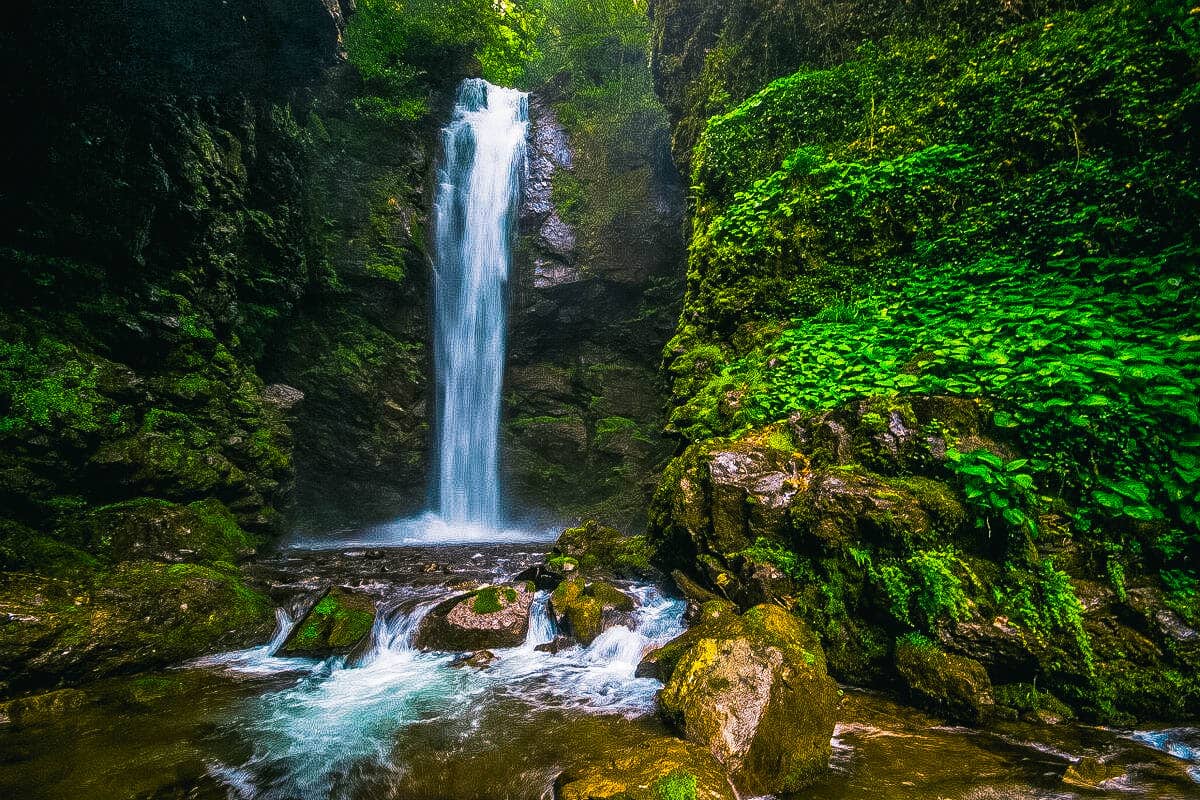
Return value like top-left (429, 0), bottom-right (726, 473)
top-left (668, 0), bottom-right (1199, 591)
top-left (345, 0), bottom-right (541, 122)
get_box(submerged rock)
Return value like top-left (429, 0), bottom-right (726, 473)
top-left (451, 649), bottom-right (497, 669)
top-left (654, 603), bottom-right (839, 795)
top-left (277, 586), bottom-right (376, 657)
top-left (895, 635), bottom-right (995, 724)
top-left (550, 577), bottom-right (636, 645)
top-left (1062, 756), bottom-right (1125, 789)
top-left (414, 583), bottom-right (534, 651)
top-left (0, 687), bottom-right (89, 728)
top-left (553, 737), bottom-right (735, 800)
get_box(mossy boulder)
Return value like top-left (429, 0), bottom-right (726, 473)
top-left (994, 682), bottom-right (1074, 724)
top-left (0, 563), bottom-right (273, 694)
top-left (414, 583), bottom-right (534, 651)
top-left (550, 577), bottom-right (637, 646)
top-left (550, 520), bottom-right (657, 579)
top-left (553, 737), bottom-right (735, 800)
top-left (278, 586), bottom-right (377, 657)
top-left (895, 635), bottom-right (995, 724)
top-left (656, 604), bottom-right (839, 795)
top-left (75, 497), bottom-right (258, 564)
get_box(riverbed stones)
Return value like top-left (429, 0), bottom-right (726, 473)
top-left (550, 577), bottom-right (636, 645)
top-left (278, 586), bottom-right (376, 657)
top-left (895, 635), bottom-right (995, 724)
top-left (414, 583), bottom-right (534, 651)
top-left (654, 603), bottom-right (839, 795)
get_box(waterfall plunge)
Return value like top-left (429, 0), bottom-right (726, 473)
top-left (432, 79), bottom-right (528, 529)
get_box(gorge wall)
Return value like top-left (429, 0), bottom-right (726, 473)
top-left (646, 0), bottom-right (1199, 724)
top-left (0, 0), bottom-right (443, 692)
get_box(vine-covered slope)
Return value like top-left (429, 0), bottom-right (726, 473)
top-left (651, 0), bottom-right (1199, 722)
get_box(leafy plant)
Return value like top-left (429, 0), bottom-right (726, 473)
top-left (946, 448), bottom-right (1039, 539)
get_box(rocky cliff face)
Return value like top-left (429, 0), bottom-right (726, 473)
top-left (0, 0), bottom-right (438, 693)
top-left (504, 91), bottom-right (684, 529)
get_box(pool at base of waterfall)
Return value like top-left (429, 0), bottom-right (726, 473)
top-left (2, 543), bottom-right (1199, 800)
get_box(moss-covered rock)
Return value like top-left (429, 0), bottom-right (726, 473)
top-left (994, 682), bottom-right (1075, 724)
top-left (551, 520), bottom-right (657, 579)
top-left (656, 604), bottom-right (839, 795)
top-left (550, 577), bottom-right (636, 646)
top-left (278, 586), bottom-right (376, 657)
top-left (894, 634), bottom-right (995, 724)
top-left (0, 562), bottom-right (273, 694)
top-left (414, 583), bottom-right (535, 651)
top-left (553, 737), bottom-right (735, 800)
top-left (74, 497), bottom-right (259, 565)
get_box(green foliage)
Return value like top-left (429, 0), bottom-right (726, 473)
top-left (946, 448), bottom-right (1039, 540)
top-left (669, 0), bottom-right (1200, 570)
top-left (345, 0), bottom-right (540, 123)
top-left (1000, 559), bottom-right (1094, 670)
top-left (874, 548), bottom-right (973, 627)
top-left (737, 538), bottom-right (804, 580)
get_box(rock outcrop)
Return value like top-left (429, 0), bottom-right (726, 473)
top-left (648, 396), bottom-right (1200, 723)
top-left (894, 635), bottom-right (995, 724)
top-left (0, 563), bottom-right (274, 693)
top-left (504, 82), bottom-right (684, 529)
top-left (415, 584), bottom-right (535, 651)
top-left (652, 603), bottom-right (839, 795)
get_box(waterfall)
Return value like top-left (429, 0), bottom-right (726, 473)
top-left (432, 78), bottom-right (529, 530)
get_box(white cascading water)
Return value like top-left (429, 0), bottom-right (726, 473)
top-left (432, 79), bottom-right (528, 530)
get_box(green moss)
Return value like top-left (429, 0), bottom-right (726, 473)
top-left (652, 769), bottom-right (697, 800)
top-left (0, 336), bottom-right (108, 436)
top-left (464, 585), bottom-right (520, 618)
top-left (282, 587), bottom-right (375, 655)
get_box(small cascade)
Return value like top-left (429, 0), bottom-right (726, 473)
top-left (431, 79), bottom-right (529, 530)
top-left (522, 591), bottom-right (556, 649)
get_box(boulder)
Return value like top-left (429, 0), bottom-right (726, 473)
top-left (451, 650), bottom-right (497, 669)
top-left (277, 586), bottom-right (376, 657)
top-left (554, 737), bottom-right (735, 800)
top-left (0, 564), bottom-right (273, 693)
top-left (550, 578), bottom-right (636, 645)
top-left (656, 604), bottom-right (839, 795)
top-left (414, 583), bottom-right (535, 651)
top-left (895, 635), bottom-right (995, 724)
top-left (550, 520), bottom-right (657, 579)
